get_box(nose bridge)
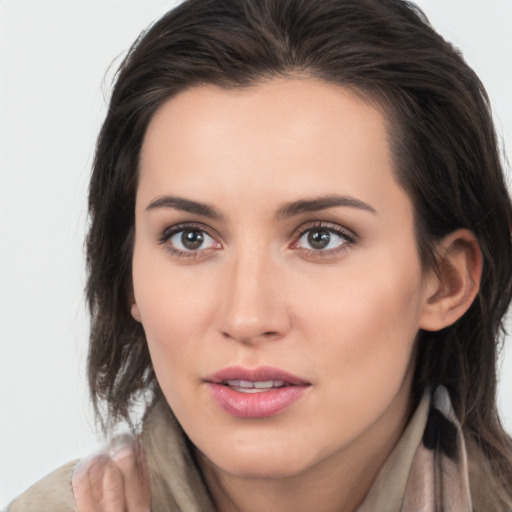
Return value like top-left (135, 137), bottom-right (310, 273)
top-left (217, 243), bottom-right (289, 343)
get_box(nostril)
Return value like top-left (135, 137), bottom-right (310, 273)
top-left (221, 329), bottom-right (281, 343)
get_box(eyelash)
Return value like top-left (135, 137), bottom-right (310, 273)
top-left (158, 223), bottom-right (221, 260)
top-left (158, 221), bottom-right (357, 260)
top-left (290, 221), bottom-right (357, 258)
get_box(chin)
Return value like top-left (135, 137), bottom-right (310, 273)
top-left (198, 440), bottom-right (317, 480)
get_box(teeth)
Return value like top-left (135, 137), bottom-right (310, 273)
top-left (253, 380), bottom-right (274, 389)
top-left (224, 379), bottom-right (288, 392)
top-left (235, 388), bottom-right (269, 393)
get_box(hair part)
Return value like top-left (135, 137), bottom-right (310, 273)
top-left (86, 0), bottom-right (512, 494)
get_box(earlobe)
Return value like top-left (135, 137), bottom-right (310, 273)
top-left (419, 229), bottom-right (483, 332)
top-left (131, 301), bottom-right (142, 323)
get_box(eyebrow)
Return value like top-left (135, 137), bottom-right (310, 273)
top-left (145, 196), bottom-right (224, 220)
top-left (274, 194), bottom-right (376, 220)
top-left (145, 193), bottom-right (376, 220)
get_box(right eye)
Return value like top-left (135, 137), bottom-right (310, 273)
top-left (160, 225), bottom-right (222, 257)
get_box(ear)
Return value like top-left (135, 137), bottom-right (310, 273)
top-left (130, 295), bottom-right (142, 323)
top-left (419, 229), bottom-right (483, 332)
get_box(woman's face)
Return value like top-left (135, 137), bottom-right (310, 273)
top-left (132, 78), bottom-right (434, 479)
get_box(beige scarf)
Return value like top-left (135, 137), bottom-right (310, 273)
top-left (6, 387), bottom-right (511, 511)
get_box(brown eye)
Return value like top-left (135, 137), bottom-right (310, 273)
top-left (296, 226), bottom-right (351, 252)
top-left (181, 229), bottom-right (204, 250)
top-left (169, 228), bottom-right (218, 252)
top-left (307, 229), bottom-right (332, 249)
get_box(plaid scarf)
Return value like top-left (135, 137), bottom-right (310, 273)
top-left (400, 386), bottom-right (472, 512)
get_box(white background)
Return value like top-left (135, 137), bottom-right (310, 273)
top-left (1, 0), bottom-right (511, 506)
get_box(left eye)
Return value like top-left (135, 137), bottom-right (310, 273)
top-left (296, 227), bottom-right (349, 251)
top-left (169, 228), bottom-right (218, 252)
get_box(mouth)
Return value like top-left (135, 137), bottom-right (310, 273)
top-left (205, 365), bottom-right (309, 386)
top-left (220, 379), bottom-right (289, 393)
top-left (205, 366), bottom-right (310, 418)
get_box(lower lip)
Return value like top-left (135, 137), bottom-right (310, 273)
top-left (206, 383), bottom-right (309, 418)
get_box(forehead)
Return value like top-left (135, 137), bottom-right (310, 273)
top-left (142, 78), bottom-right (390, 152)
top-left (138, 77), bottom-right (408, 222)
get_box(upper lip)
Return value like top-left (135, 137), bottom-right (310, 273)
top-left (205, 366), bottom-right (310, 386)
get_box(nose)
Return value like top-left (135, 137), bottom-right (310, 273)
top-left (216, 249), bottom-right (291, 344)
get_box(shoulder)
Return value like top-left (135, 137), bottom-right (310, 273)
top-left (466, 437), bottom-right (512, 512)
top-left (6, 436), bottom-right (150, 512)
top-left (6, 460), bottom-right (79, 512)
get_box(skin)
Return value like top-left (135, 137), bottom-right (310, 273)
top-left (131, 77), bottom-right (481, 512)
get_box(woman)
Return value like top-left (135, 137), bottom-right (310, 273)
top-left (7, 0), bottom-right (512, 510)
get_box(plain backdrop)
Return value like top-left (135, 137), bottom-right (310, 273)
top-left (1, 0), bottom-right (511, 506)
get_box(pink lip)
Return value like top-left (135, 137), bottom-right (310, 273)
top-left (204, 366), bottom-right (310, 418)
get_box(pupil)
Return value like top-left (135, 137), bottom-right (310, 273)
top-left (182, 229), bottom-right (204, 250)
top-left (308, 229), bottom-right (330, 249)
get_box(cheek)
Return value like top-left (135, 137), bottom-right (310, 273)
top-left (131, 244), bottom-right (217, 387)
top-left (295, 249), bottom-right (424, 413)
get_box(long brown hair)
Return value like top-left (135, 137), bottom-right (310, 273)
top-left (86, 0), bottom-right (512, 493)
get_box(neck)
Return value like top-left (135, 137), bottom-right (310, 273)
top-left (200, 451), bottom-right (386, 512)
top-left (196, 384), bottom-right (413, 512)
